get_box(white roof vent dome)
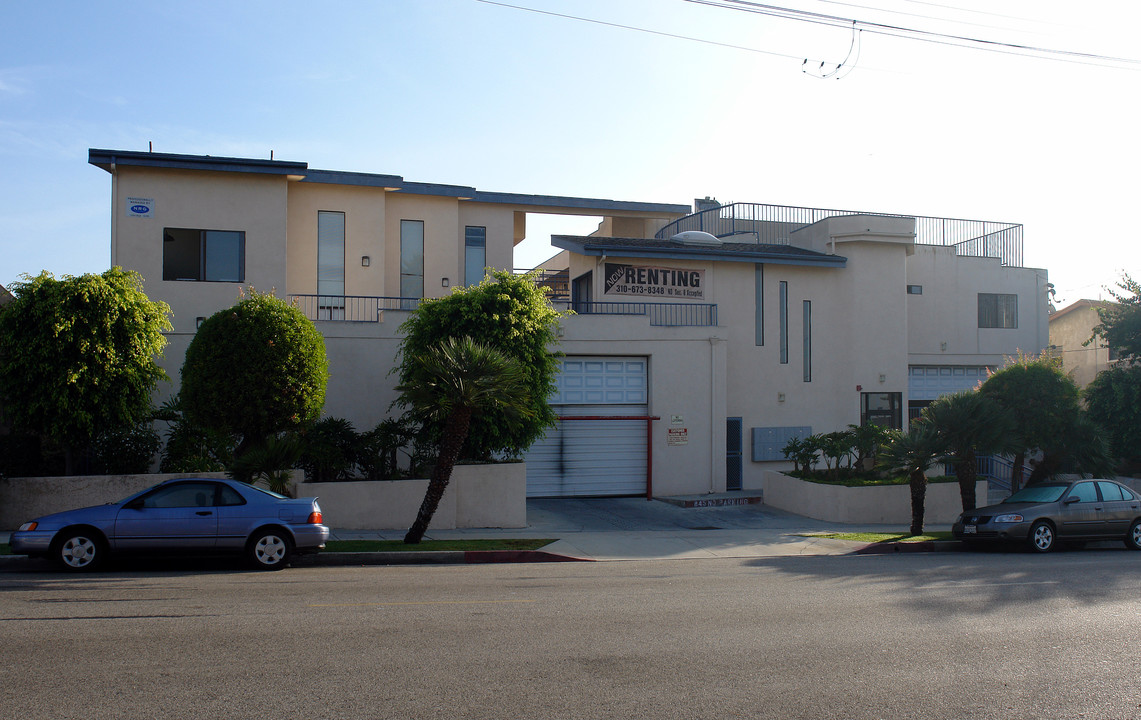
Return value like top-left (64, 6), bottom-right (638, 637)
top-left (669, 230), bottom-right (723, 246)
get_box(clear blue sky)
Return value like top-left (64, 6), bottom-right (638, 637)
top-left (2, 0), bottom-right (1138, 307)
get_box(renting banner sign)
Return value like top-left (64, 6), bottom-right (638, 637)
top-left (603, 263), bottom-right (705, 299)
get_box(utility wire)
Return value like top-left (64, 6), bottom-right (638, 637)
top-left (474, 0), bottom-right (804, 61)
top-left (689, 0), bottom-right (1141, 68)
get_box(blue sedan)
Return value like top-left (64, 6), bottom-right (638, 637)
top-left (10, 478), bottom-right (329, 571)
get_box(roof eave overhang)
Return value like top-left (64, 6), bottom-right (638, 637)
top-left (88, 148), bottom-right (307, 176)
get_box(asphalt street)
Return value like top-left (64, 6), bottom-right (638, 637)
top-left (4, 549), bottom-right (1141, 719)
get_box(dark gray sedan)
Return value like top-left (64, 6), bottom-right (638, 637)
top-left (952, 479), bottom-right (1141, 552)
top-left (10, 478), bottom-right (329, 571)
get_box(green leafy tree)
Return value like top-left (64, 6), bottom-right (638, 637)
top-left (228, 433), bottom-right (304, 496)
top-left (155, 395), bottom-right (235, 473)
top-left (877, 424), bottom-right (947, 536)
top-left (1091, 272), bottom-right (1141, 360)
top-left (395, 269), bottom-right (564, 460)
top-left (0, 268), bottom-right (171, 474)
top-left (180, 289), bottom-right (328, 457)
top-left (1084, 365), bottom-right (1141, 469)
top-left (979, 352), bottom-right (1081, 488)
top-left (922, 391), bottom-right (1016, 511)
top-left (817, 430), bottom-right (855, 480)
top-left (297, 417), bottom-right (359, 483)
top-left (396, 337), bottom-right (535, 544)
top-left (849, 423), bottom-right (892, 470)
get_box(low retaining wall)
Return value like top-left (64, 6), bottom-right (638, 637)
top-left (763, 470), bottom-right (984, 525)
top-left (1, 464), bottom-right (526, 532)
top-left (297, 462), bottom-right (527, 530)
top-left (0, 472), bottom-right (228, 530)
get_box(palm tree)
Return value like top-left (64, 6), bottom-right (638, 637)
top-left (396, 337), bottom-right (535, 544)
top-left (922, 391), bottom-right (1016, 511)
top-left (877, 424), bottom-right (947, 536)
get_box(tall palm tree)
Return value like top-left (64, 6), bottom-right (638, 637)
top-left (922, 391), bottom-right (1016, 511)
top-left (396, 337), bottom-right (535, 544)
top-left (877, 424), bottom-right (947, 536)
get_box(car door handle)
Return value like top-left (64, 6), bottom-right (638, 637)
top-left (196, 511), bottom-right (213, 516)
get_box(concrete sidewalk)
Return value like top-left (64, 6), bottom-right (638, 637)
top-left (319, 494), bottom-right (954, 562)
top-left (0, 494), bottom-right (959, 568)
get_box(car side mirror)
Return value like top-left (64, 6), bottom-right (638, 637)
top-left (123, 498), bottom-right (145, 510)
top-left (1063, 496), bottom-right (1079, 505)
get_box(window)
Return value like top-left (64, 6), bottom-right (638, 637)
top-left (1097, 481), bottom-right (1125, 502)
top-left (163, 228), bottom-right (244, 282)
top-left (978, 293), bottom-right (1018, 328)
top-left (464, 226), bottom-right (486, 287)
top-left (400, 220), bottom-right (424, 307)
top-left (754, 264), bottom-right (764, 346)
top-left (907, 285), bottom-right (923, 295)
top-left (802, 300), bottom-right (812, 382)
top-left (572, 271), bottom-right (593, 313)
top-left (317, 211), bottom-right (345, 320)
top-left (1066, 482), bottom-right (1098, 503)
top-left (861, 392), bottom-right (902, 429)
top-left (137, 482), bottom-right (219, 509)
top-left (779, 281), bottom-right (788, 364)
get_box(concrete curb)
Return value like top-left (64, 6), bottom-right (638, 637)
top-left (0, 549), bottom-right (593, 571)
top-left (855, 540), bottom-right (967, 554)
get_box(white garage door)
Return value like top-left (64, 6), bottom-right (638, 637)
top-left (525, 357), bottom-right (648, 498)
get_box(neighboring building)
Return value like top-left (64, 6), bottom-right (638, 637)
top-left (0, 284), bottom-right (13, 306)
top-left (1049, 299), bottom-right (1117, 387)
top-left (89, 149), bottom-right (1049, 498)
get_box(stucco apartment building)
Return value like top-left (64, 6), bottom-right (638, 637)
top-left (89, 149), bottom-right (1049, 499)
top-left (1048, 299), bottom-right (1117, 387)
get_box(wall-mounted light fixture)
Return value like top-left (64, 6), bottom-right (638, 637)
top-left (441, 278), bottom-right (450, 287)
top-left (879, 374), bottom-right (886, 383)
top-left (361, 256), bottom-right (370, 267)
top-left (777, 392), bottom-right (786, 403)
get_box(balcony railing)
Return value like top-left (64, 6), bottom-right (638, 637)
top-left (289, 295), bottom-right (420, 323)
top-left (656, 202), bottom-right (1024, 267)
top-left (555, 301), bottom-right (718, 327)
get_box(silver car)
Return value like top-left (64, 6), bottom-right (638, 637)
top-left (952, 479), bottom-right (1141, 553)
top-left (10, 478), bottom-right (329, 571)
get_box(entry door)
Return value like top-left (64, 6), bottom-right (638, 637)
top-left (726, 417), bottom-right (743, 491)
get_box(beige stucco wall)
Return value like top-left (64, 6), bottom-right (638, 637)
top-left (763, 470), bottom-right (984, 525)
top-left (287, 182), bottom-right (388, 297)
top-left (906, 246), bottom-right (1049, 366)
top-left (295, 462), bottom-right (526, 530)
top-left (1049, 301), bottom-right (1112, 387)
top-left (112, 167), bottom-right (291, 335)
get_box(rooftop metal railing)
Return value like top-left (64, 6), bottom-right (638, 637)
top-left (656, 202), bottom-right (1024, 267)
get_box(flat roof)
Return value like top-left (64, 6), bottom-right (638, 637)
top-left (88, 148), bottom-right (689, 216)
top-left (552, 235), bottom-right (847, 267)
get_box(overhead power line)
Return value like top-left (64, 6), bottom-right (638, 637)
top-left (688, 0), bottom-right (1141, 69)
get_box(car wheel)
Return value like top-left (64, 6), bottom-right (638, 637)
top-left (1125, 520), bottom-right (1141, 550)
top-left (1028, 521), bottom-right (1056, 553)
top-left (54, 530), bottom-right (106, 572)
top-left (247, 529), bottom-right (292, 570)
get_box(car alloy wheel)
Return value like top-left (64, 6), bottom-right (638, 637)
top-left (1126, 520), bottom-right (1141, 551)
top-left (56, 531), bottom-right (104, 571)
top-left (1028, 521), bottom-right (1055, 553)
top-left (248, 530), bottom-right (291, 570)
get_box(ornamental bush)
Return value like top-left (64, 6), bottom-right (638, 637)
top-left (180, 289), bottom-right (328, 454)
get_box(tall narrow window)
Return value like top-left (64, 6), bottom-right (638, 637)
top-left (572, 271), bottom-right (593, 314)
top-left (802, 300), bottom-right (812, 382)
top-left (464, 226), bottom-right (486, 287)
top-left (317, 211), bottom-right (345, 320)
top-left (400, 220), bottom-right (424, 308)
top-left (779, 281), bottom-right (788, 364)
top-left (754, 264), bottom-right (764, 346)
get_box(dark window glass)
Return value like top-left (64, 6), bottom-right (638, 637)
top-left (163, 228), bottom-right (245, 282)
top-left (1067, 482), bottom-right (1098, 503)
top-left (139, 482), bottom-right (218, 509)
top-left (978, 293), bottom-right (1018, 329)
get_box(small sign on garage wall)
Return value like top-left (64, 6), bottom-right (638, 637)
top-left (127, 197), bottom-right (154, 218)
top-left (671, 414), bottom-right (684, 425)
top-left (667, 427), bottom-right (688, 446)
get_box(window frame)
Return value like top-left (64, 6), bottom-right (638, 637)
top-left (978, 292), bottom-right (1018, 329)
top-left (464, 226), bottom-right (487, 287)
top-left (163, 227), bottom-right (246, 283)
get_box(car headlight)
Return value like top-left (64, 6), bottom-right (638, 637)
top-left (18, 522), bottom-right (38, 532)
top-left (993, 514), bottom-right (1023, 523)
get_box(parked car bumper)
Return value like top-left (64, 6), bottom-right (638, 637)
top-left (291, 524), bottom-right (330, 552)
top-left (952, 519), bottom-right (1032, 542)
top-left (9, 531), bottom-right (55, 557)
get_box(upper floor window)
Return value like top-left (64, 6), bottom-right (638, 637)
top-left (318, 211), bottom-right (346, 319)
top-left (400, 220), bottom-right (424, 305)
top-left (978, 293), bottom-right (1017, 329)
top-left (163, 228), bottom-right (244, 282)
top-left (464, 226), bottom-right (486, 287)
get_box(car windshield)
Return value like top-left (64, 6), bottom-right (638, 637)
top-left (1003, 484), bottom-right (1068, 504)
